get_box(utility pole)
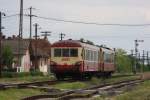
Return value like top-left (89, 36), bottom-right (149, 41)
top-left (28, 6), bottom-right (36, 39)
top-left (146, 51), bottom-right (150, 70)
top-left (59, 33), bottom-right (65, 41)
top-left (0, 11), bottom-right (5, 77)
top-left (41, 31), bottom-right (51, 40)
top-left (131, 50), bottom-right (134, 73)
top-left (138, 53), bottom-right (141, 72)
top-left (142, 50), bottom-right (145, 72)
top-left (33, 23), bottom-right (40, 70)
top-left (18, 0), bottom-right (23, 69)
top-left (134, 39), bottom-right (144, 74)
top-left (113, 48), bottom-right (116, 70)
top-left (19, 0), bottom-right (23, 38)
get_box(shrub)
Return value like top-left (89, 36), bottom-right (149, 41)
top-left (30, 70), bottom-right (43, 76)
top-left (1, 71), bottom-right (43, 78)
top-left (1, 72), bottom-right (17, 78)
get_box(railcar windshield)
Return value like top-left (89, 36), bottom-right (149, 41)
top-left (54, 48), bottom-right (78, 57)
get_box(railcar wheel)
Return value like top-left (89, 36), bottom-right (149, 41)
top-left (55, 74), bottom-right (64, 80)
top-left (104, 72), bottom-right (112, 78)
top-left (106, 72), bottom-right (112, 78)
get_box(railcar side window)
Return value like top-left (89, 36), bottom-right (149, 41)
top-left (54, 49), bottom-right (61, 57)
top-left (70, 49), bottom-right (78, 57)
top-left (90, 51), bottom-right (94, 61)
top-left (62, 49), bottom-right (69, 57)
top-left (104, 53), bottom-right (111, 63)
top-left (111, 53), bottom-right (114, 62)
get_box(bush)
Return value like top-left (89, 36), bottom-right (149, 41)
top-left (30, 70), bottom-right (43, 76)
top-left (1, 71), bottom-right (43, 78)
top-left (2, 68), bottom-right (17, 72)
top-left (1, 72), bottom-right (17, 78)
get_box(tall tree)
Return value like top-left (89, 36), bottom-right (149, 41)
top-left (2, 45), bottom-right (14, 69)
top-left (116, 48), bottom-right (132, 73)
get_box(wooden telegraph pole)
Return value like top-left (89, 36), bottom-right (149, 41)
top-left (33, 23), bottom-right (40, 70)
top-left (0, 12), bottom-right (5, 77)
top-left (59, 33), bottom-right (65, 41)
top-left (41, 31), bottom-right (51, 40)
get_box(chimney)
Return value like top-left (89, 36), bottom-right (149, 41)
top-left (12, 35), bottom-right (16, 39)
top-left (7, 37), bottom-right (12, 40)
top-left (2, 35), bottom-right (6, 39)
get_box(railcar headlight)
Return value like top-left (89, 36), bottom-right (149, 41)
top-left (75, 61), bottom-right (82, 66)
top-left (50, 61), bottom-right (57, 65)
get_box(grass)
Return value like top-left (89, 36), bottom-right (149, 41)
top-left (91, 80), bottom-right (150, 100)
top-left (52, 74), bottom-right (139, 90)
top-left (113, 80), bottom-right (150, 100)
top-left (0, 88), bottom-right (45, 100)
top-left (53, 81), bottom-right (88, 90)
top-left (0, 73), bottom-right (141, 100)
top-left (0, 75), bottom-right (54, 83)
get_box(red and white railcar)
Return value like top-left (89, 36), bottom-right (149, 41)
top-left (50, 39), bottom-right (115, 79)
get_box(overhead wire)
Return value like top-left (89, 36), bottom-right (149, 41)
top-left (3, 14), bottom-right (19, 18)
top-left (35, 16), bottom-right (150, 27)
top-left (2, 13), bottom-right (150, 27)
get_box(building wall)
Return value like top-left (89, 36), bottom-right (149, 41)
top-left (39, 58), bottom-right (49, 74)
top-left (21, 50), bottom-right (31, 72)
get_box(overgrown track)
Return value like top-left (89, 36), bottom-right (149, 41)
top-left (22, 78), bottom-right (145, 100)
top-left (0, 79), bottom-right (75, 90)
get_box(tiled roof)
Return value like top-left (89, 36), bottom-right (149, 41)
top-left (2, 39), bottom-right (30, 55)
top-left (2, 38), bottom-right (51, 57)
top-left (30, 39), bottom-right (51, 57)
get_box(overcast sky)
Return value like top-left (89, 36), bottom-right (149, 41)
top-left (0, 0), bottom-right (150, 53)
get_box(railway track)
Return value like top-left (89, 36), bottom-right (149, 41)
top-left (0, 80), bottom-right (57, 90)
top-left (0, 79), bottom-right (75, 90)
top-left (22, 78), bottom-right (145, 100)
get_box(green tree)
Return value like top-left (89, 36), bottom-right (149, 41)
top-left (2, 45), bottom-right (14, 69)
top-left (116, 49), bottom-right (132, 73)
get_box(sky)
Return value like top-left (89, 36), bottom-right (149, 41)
top-left (0, 0), bottom-right (150, 53)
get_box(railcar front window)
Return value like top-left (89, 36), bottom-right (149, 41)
top-left (62, 49), bottom-right (69, 57)
top-left (70, 49), bottom-right (78, 57)
top-left (54, 49), bottom-right (61, 57)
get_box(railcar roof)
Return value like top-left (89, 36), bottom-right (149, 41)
top-left (51, 40), bottom-right (114, 53)
top-left (101, 47), bottom-right (114, 53)
top-left (51, 40), bottom-right (82, 47)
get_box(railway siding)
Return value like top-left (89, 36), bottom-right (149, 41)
top-left (140, 72), bottom-right (150, 80)
top-left (21, 78), bottom-right (145, 100)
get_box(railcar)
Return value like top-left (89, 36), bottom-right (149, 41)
top-left (50, 39), bottom-right (115, 79)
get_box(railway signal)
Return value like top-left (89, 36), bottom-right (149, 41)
top-left (134, 39), bottom-right (144, 74)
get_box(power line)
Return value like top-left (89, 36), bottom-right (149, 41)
top-left (2, 13), bottom-right (150, 27)
top-left (3, 14), bottom-right (19, 18)
top-left (35, 16), bottom-right (150, 27)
